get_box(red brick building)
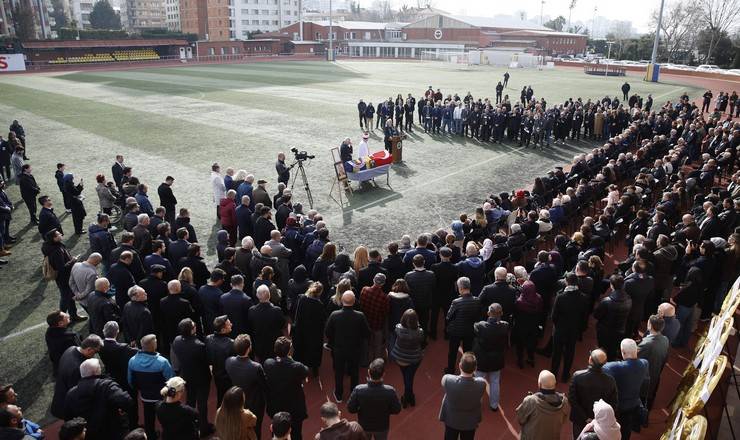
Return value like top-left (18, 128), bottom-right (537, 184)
top-left (270, 13), bottom-right (587, 59)
top-left (180, 0), bottom-right (232, 42)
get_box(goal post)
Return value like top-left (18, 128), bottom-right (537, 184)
top-left (419, 50), bottom-right (471, 67)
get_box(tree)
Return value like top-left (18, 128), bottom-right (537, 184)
top-left (11, 1), bottom-right (35, 41)
top-left (89, 0), bottom-right (121, 30)
top-left (607, 21), bottom-right (633, 58)
top-left (567, 24), bottom-right (588, 35)
top-left (697, 29), bottom-right (733, 66)
top-left (697, 0), bottom-right (740, 63)
top-left (651, 2), bottom-right (699, 63)
top-left (567, 0), bottom-right (577, 28)
top-left (544, 15), bottom-right (566, 31)
top-left (50, 0), bottom-right (68, 30)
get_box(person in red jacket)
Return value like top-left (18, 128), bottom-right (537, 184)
top-left (219, 189), bottom-right (238, 247)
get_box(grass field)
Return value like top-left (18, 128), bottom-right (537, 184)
top-left (0, 60), bottom-right (703, 424)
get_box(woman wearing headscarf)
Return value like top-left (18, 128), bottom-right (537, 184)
top-left (577, 399), bottom-right (620, 440)
top-left (63, 173), bottom-right (86, 235)
top-left (514, 280), bottom-right (542, 369)
top-left (287, 265), bottom-right (311, 318)
top-left (480, 238), bottom-right (495, 273)
top-left (328, 252), bottom-right (355, 287)
top-left (215, 229), bottom-right (229, 262)
top-left (291, 282), bottom-right (326, 376)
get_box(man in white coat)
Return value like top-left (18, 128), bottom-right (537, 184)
top-left (211, 163), bottom-right (226, 219)
top-left (358, 132), bottom-right (370, 159)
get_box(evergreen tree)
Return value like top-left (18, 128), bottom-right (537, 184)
top-left (89, 0), bottom-right (121, 30)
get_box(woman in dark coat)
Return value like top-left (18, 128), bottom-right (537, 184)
top-left (311, 242), bottom-right (335, 293)
top-left (41, 228), bottom-right (79, 316)
top-left (179, 244), bottom-right (211, 288)
top-left (513, 280), bottom-right (542, 369)
top-left (287, 265), bottom-right (311, 319)
top-left (63, 173), bottom-right (86, 235)
top-left (291, 282), bottom-right (326, 376)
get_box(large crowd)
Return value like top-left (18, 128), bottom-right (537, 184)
top-left (0, 77), bottom-right (739, 440)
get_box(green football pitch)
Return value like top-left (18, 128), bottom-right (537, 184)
top-left (0, 60), bottom-right (702, 423)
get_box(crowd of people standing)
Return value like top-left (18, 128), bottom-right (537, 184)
top-left (0, 76), bottom-right (739, 440)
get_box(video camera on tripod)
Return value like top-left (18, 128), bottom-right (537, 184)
top-left (291, 147), bottom-right (315, 161)
top-left (287, 147), bottom-right (315, 209)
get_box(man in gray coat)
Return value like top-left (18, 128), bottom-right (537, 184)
top-left (638, 314), bottom-right (670, 410)
top-left (69, 253), bottom-right (102, 311)
top-left (266, 230), bottom-right (292, 291)
top-left (439, 352), bottom-right (486, 440)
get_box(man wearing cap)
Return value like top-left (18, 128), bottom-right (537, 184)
top-left (358, 132), bottom-right (370, 159)
top-left (360, 273), bottom-right (390, 361)
top-left (253, 179), bottom-right (272, 209)
top-left (276, 153), bottom-right (290, 186)
top-left (157, 176), bottom-right (177, 225)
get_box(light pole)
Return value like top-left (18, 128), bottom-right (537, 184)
top-left (539, 1), bottom-right (544, 25)
top-left (650, 0), bottom-right (665, 64)
top-left (591, 6), bottom-right (597, 38)
top-left (605, 40), bottom-right (614, 77)
top-left (328, 0), bottom-right (333, 61)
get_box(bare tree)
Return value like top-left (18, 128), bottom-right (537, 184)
top-left (608, 21), bottom-right (634, 58)
top-left (651, 1), bottom-right (699, 63)
top-left (698, 0), bottom-right (740, 63)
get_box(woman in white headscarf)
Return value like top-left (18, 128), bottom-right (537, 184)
top-left (578, 399), bottom-right (621, 440)
top-left (480, 238), bottom-right (494, 272)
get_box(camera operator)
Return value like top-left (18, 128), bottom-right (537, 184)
top-left (276, 152), bottom-right (290, 186)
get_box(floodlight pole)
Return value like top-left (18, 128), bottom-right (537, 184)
top-left (539, 1), bottom-right (544, 25)
top-left (328, 0), bottom-right (333, 61)
top-left (605, 41), bottom-right (614, 77)
top-left (650, 0), bottom-right (665, 64)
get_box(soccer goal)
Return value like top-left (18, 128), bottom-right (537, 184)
top-left (419, 50), bottom-right (471, 68)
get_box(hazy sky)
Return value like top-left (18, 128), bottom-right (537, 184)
top-left (393, 0), bottom-right (657, 33)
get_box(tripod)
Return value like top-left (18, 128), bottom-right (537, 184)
top-left (289, 159), bottom-right (314, 209)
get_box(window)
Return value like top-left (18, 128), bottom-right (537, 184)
top-left (252, 9), bottom-right (258, 13)
top-left (241, 8), bottom-right (248, 13)
top-left (261, 9), bottom-right (268, 14)
top-left (232, 47), bottom-right (238, 54)
top-left (252, 19), bottom-right (258, 24)
top-left (315, 31), bottom-right (321, 40)
top-left (364, 31), bottom-right (371, 40)
top-left (283, 20), bottom-right (290, 25)
top-left (386, 30), bottom-right (401, 39)
top-left (221, 47), bottom-right (226, 55)
top-left (241, 19), bottom-right (249, 24)
top-left (273, 20), bottom-right (278, 25)
top-left (262, 19), bottom-right (269, 24)
top-left (209, 47), bottom-right (215, 55)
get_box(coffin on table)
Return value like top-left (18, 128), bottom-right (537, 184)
top-left (346, 151), bottom-right (392, 182)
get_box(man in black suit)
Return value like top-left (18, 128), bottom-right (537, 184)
top-left (445, 277), bottom-right (482, 374)
top-left (478, 267), bottom-right (517, 325)
top-left (111, 155), bottom-right (125, 190)
top-left (157, 176), bottom-right (177, 225)
top-left (325, 291), bottom-right (371, 403)
top-left (219, 274), bottom-right (253, 337)
top-left (172, 318), bottom-right (214, 436)
top-left (159, 279), bottom-right (196, 358)
top-left (205, 315), bottom-right (234, 406)
top-left (404, 254), bottom-right (436, 334)
top-left (86, 278), bottom-right (120, 337)
top-left (551, 273), bottom-right (589, 382)
top-left (568, 349), bottom-right (618, 438)
top-left (358, 249), bottom-right (389, 291)
top-left (254, 206), bottom-right (276, 248)
top-left (18, 164), bottom-right (40, 224)
top-left (381, 242), bottom-right (405, 284)
top-left (248, 284), bottom-right (286, 362)
top-left (108, 252), bottom-right (137, 310)
top-left (121, 285), bottom-right (154, 347)
top-left (50, 335), bottom-right (103, 418)
top-left (44, 310), bottom-right (80, 377)
top-left (264, 337), bottom-right (310, 440)
top-left (110, 232), bottom-right (145, 282)
top-left (226, 334), bottom-right (268, 440)
top-left (430, 247), bottom-right (458, 340)
top-left (99, 320), bottom-right (138, 427)
top-left (699, 205), bottom-right (722, 240)
top-left (347, 358), bottom-right (402, 438)
top-left (38, 195), bottom-right (62, 238)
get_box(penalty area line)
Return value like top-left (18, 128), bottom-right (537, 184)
top-left (0, 322), bottom-right (46, 343)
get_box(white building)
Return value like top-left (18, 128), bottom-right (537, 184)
top-left (164, 0), bottom-right (178, 30)
top-left (230, 0), bottom-right (300, 39)
top-left (69, 0), bottom-right (97, 28)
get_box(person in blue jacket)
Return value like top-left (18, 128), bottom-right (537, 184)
top-left (128, 334), bottom-right (174, 440)
top-left (602, 338), bottom-right (648, 440)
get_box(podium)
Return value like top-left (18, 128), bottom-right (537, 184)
top-left (391, 135), bottom-right (404, 163)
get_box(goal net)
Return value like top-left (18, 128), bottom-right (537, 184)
top-left (419, 50), bottom-right (471, 67)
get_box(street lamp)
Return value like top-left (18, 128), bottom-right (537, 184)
top-left (605, 40), bottom-right (614, 77)
top-left (327, 0), bottom-right (333, 61)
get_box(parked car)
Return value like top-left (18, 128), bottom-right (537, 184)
top-left (696, 64), bottom-right (721, 72)
top-left (724, 69), bottom-right (740, 76)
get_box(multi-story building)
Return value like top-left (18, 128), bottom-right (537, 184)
top-left (229, 0), bottom-right (300, 39)
top-left (180, 0), bottom-right (230, 40)
top-left (164, 0), bottom-right (178, 30)
top-left (126, 0), bottom-right (165, 31)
